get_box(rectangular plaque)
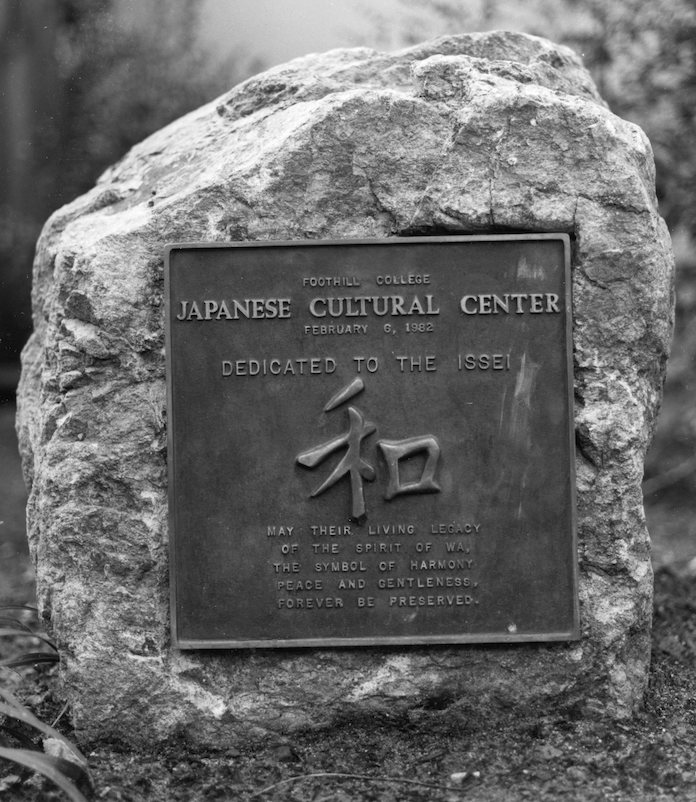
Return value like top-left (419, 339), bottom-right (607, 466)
top-left (166, 235), bottom-right (578, 648)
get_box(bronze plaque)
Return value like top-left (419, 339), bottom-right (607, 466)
top-left (166, 235), bottom-right (578, 648)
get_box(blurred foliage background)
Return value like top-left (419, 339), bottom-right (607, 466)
top-left (0, 0), bottom-right (694, 578)
top-left (0, 0), bottom-right (240, 377)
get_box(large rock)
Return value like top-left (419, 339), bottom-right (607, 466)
top-left (17, 32), bottom-right (673, 746)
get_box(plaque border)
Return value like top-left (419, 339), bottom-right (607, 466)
top-left (165, 234), bottom-right (579, 650)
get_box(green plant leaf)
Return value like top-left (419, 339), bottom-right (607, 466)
top-left (0, 747), bottom-right (89, 802)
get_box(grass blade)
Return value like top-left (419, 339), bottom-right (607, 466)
top-left (0, 721), bottom-right (37, 749)
top-left (0, 617), bottom-right (34, 633)
top-left (0, 747), bottom-right (89, 802)
top-left (0, 628), bottom-right (59, 650)
top-left (1, 652), bottom-right (59, 668)
top-left (0, 691), bottom-right (89, 767)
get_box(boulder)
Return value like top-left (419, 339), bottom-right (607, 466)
top-left (17, 31), bottom-right (673, 746)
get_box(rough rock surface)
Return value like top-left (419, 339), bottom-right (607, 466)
top-left (17, 32), bottom-right (673, 746)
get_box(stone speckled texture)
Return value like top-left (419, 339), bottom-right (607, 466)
top-left (17, 32), bottom-right (673, 746)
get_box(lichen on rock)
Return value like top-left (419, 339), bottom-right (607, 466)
top-left (17, 31), bottom-right (673, 746)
